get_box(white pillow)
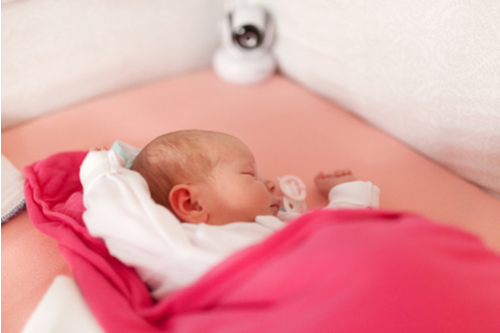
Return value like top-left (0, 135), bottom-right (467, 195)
top-left (2, 155), bottom-right (26, 224)
top-left (251, 0), bottom-right (500, 196)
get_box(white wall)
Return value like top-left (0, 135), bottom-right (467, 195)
top-left (250, 0), bottom-right (500, 196)
top-left (1, 0), bottom-right (225, 129)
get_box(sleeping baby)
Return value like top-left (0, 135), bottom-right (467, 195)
top-left (80, 130), bottom-right (380, 299)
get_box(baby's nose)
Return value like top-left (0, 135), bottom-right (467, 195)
top-left (265, 179), bottom-right (276, 193)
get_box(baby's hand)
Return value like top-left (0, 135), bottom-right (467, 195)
top-left (90, 146), bottom-right (108, 152)
top-left (314, 170), bottom-right (357, 197)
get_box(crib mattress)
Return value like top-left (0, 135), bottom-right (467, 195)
top-left (2, 69), bottom-right (500, 332)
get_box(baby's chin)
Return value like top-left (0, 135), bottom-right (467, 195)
top-left (208, 207), bottom-right (280, 225)
top-left (254, 208), bottom-right (280, 219)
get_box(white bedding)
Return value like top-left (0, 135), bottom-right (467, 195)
top-left (2, 155), bottom-right (26, 224)
top-left (21, 276), bottom-right (104, 333)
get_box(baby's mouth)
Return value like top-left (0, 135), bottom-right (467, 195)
top-left (270, 199), bottom-right (281, 215)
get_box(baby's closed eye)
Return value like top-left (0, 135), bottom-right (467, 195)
top-left (241, 171), bottom-right (257, 179)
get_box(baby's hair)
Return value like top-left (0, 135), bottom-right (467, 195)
top-left (131, 130), bottom-right (230, 210)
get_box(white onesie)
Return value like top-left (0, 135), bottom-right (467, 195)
top-left (80, 150), bottom-right (380, 299)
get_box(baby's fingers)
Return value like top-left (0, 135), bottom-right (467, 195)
top-left (90, 146), bottom-right (108, 152)
top-left (315, 171), bottom-right (326, 180)
top-left (334, 169), bottom-right (352, 177)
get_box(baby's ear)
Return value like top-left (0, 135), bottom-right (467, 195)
top-left (169, 184), bottom-right (207, 223)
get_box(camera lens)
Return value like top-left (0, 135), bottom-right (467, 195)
top-left (233, 25), bottom-right (262, 49)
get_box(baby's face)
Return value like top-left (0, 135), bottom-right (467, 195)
top-left (200, 138), bottom-right (280, 225)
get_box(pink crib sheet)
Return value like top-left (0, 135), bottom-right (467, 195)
top-left (2, 69), bottom-right (500, 332)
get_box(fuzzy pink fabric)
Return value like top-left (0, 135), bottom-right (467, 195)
top-left (23, 151), bottom-right (500, 333)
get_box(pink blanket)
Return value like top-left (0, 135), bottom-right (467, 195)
top-left (24, 152), bottom-right (500, 333)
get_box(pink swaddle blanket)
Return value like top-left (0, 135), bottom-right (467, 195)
top-left (23, 152), bottom-right (500, 333)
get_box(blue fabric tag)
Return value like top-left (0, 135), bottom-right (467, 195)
top-left (111, 141), bottom-right (142, 169)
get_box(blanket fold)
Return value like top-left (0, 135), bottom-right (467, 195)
top-left (24, 152), bottom-right (500, 333)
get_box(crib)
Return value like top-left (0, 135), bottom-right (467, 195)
top-left (2, 1), bottom-right (500, 332)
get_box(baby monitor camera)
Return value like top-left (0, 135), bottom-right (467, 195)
top-left (233, 25), bottom-right (262, 49)
top-left (213, 5), bottom-right (276, 84)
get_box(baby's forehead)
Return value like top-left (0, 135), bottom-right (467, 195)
top-left (213, 141), bottom-right (256, 168)
top-left (213, 136), bottom-right (253, 155)
top-left (152, 131), bottom-right (255, 168)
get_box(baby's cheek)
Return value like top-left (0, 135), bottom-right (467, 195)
top-left (258, 190), bottom-right (273, 208)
